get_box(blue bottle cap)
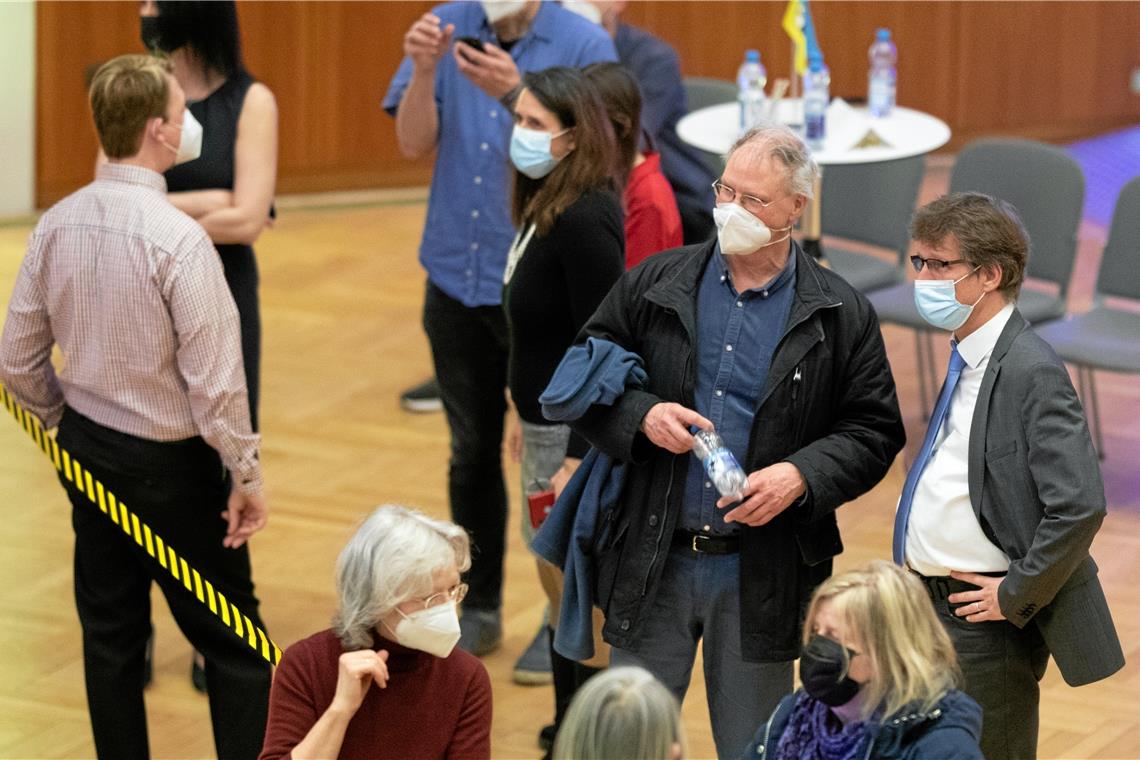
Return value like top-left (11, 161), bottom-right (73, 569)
top-left (745, 49), bottom-right (760, 62)
top-left (876, 28), bottom-right (891, 41)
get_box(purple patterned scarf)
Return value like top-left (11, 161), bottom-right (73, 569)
top-left (775, 692), bottom-right (872, 760)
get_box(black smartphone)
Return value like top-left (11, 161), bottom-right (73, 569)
top-left (456, 36), bottom-right (486, 53)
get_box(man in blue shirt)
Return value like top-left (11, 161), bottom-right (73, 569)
top-left (566, 125), bottom-right (904, 757)
top-left (382, 1), bottom-right (614, 668)
top-left (564, 0), bottom-right (716, 244)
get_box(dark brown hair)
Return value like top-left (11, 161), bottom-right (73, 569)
top-left (511, 66), bottom-right (617, 236)
top-left (911, 192), bottom-right (1029, 299)
top-left (89, 54), bottom-right (173, 159)
top-left (583, 62), bottom-right (642, 190)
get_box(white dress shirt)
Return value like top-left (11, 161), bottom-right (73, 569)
top-left (905, 303), bottom-right (1015, 576)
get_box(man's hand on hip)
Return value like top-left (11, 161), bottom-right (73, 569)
top-left (222, 486), bottom-right (268, 549)
top-left (948, 571), bottom-right (1008, 622)
top-left (640, 403), bottom-right (712, 454)
top-left (718, 462), bottom-right (806, 527)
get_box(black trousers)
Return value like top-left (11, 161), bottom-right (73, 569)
top-left (919, 573), bottom-right (1050, 760)
top-left (57, 408), bottom-right (270, 760)
top-left (422, 281), bottom-right (509, 611)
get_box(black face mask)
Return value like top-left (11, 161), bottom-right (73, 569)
top-left (800, 634), bottom-right (861, 706)
top-left (140, 16), bottom-right (163, 51)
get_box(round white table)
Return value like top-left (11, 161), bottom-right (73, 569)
top-left (677, 100), bottom-right (951, 247)
top-left (676, 100), bottom-right (951, 164)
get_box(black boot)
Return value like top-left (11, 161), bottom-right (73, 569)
top-left (541, 628), bottom-right (605, 759)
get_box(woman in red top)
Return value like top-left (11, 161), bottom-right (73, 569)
top-left (259, 505), bottom-right (491, 760)
top-left (584, 62), bottom-right (683, 269)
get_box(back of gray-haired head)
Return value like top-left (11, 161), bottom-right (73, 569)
top-left (333, 504), bottom-right (470, 650)
top-left (727, 123), bottom-right (819, 199)
top-left (553, 666), bottom-right (684, 760)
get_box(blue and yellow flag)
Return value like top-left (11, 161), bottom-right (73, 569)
top-left (783, 0), bottom-right (821, 74)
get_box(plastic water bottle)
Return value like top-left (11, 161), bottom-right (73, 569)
top-left (803, 52), bottom-right (830, 150)
top-left (868, 28), bottom-right (897, 118)
top-left (692, 430), bottom-right (747, 499)
top-left (736, 49), bottom-right (768, 133)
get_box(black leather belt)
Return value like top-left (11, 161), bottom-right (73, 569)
top-left (910, 569), bottom-right (1005, 601)
top-left (673, 530), bottom-right (740, 555)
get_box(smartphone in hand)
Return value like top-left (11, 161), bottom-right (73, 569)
top-left (456, 36), bottom-right (486, 55)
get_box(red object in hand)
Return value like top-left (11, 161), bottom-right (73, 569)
top-left (527, 489), bottom-right (556, 530)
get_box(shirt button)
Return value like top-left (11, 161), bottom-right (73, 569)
top-left (474, 176), bottom-right (482, 185)
top-left (648, 514), bottom-right (659, 527)
top-left (480, 142), bottom-right (489, 151)
top-left (471, 210), bottom-right (479, 219)
top-left (715, 389), bottom-right (724, 397)
top-left (720, 274), bottom-right (726, 282)
top-left (489, 110), bottom-right (497, 118)
top-left (470, 242), bottom-right (479, 251)
top-left (705, 481), bottom-right (712, 489)
top-left (703, 524), bottom-right (711, 532)
top-left (620, 619), bottom-right (630, 631)
top-left (465, 269), bottom-right (473, 277)
top-left (762, 290), bottom-right (769, 298)
top-left (736, 301), bottom-right (743, 308)
top-left (726, 344), bottom-right (733, 352)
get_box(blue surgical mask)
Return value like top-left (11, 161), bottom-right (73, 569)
top-left (510, 125), bottom-right (570, 179)
top-left (914, 267), bottom-right (984, 331)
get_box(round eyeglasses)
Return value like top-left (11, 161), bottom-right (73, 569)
top-left (711, 180), bottom-right (783, 216)
top-left (414, 582), bottom-right (468, 611)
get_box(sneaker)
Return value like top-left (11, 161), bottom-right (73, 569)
top-left (512, 624), bottom-right (552, 685)
top-left (458, 608), bottom-right (502, 657)
top-left (399, 377), bottom-right (443, 413)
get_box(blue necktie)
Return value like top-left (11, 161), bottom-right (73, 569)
top-left (893, 343), bottom-right (967, 565)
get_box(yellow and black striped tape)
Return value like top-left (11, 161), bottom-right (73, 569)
top-left (1, 384), bottom-right (282, 666)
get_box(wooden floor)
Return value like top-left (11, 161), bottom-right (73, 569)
top-left (1, 163), bottom-right (1138, 759)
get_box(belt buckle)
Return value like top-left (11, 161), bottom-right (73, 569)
top-left (691, 534), bottom-right (706, 553)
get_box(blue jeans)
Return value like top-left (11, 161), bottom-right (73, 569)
top-left (423, 281), bottom-right (509, 611)
top-left (611, 545), bottom-right (793, 759)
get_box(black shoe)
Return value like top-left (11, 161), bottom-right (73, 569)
top-left (399, 377), bottom-right (443, 413)
top-left (191, 651), bottom-right (207, 694)
top-left (538, 723), bottom-right (556, 752)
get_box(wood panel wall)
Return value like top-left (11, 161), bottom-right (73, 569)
top-left (35, 1), bottom-right (1140, 208)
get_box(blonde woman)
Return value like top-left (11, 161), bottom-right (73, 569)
top-left (554, 666), bottom-right (684, 760)
top-left (742, 561), bottom-right (983, 759)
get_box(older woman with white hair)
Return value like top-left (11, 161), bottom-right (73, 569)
top-left (553, 666), bottom-right (685, 760)
top-left (258, 505), bottom-right (492, 760)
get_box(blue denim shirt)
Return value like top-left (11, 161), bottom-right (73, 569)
top-left (681, 245), bottom-right (797, 535)
top-left (383, 1), bottom-right (616, 307)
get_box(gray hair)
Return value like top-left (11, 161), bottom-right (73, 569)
top-left (332, 504), bottom-right (470, 650)
top-left (553, 666), bottom-right (685, 760)
top-left (727, 123), bottom-right (819, 199)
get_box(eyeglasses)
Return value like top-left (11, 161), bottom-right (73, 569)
top-left (414, 582), bottom-right (468, 611)
top-left (909, 255), bottom-right (970, 274)
top-left (711, 180), bottom-right (783, 216)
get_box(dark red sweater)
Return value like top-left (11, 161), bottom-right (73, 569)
top-left (624, 151), bottom-right (683, 270)
top-left (258, 629), bottom-right (492, 760)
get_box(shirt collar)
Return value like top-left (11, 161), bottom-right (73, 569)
top-left (97, 162), bottom-right (168, 193)
top-left (482, 1), bottom-right (554, 45)
top-left (712, 241), bottom-right (797, 295)
top-left (956, 302), bottom-right (1015, 369)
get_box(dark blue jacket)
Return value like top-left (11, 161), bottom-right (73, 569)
top-left (742, 689), bottom-right (984, 760)
top-left (532, 339), bottom-right (646, 661)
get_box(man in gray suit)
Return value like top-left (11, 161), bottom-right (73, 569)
top-left (892, 193), bottom-right (1124, 760)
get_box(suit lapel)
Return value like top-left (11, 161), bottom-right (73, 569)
top-left (968, 308), bottom-right (1027, 518)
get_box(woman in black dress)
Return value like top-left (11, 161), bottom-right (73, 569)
top-left (139, 0), bottom-right (278, 692)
